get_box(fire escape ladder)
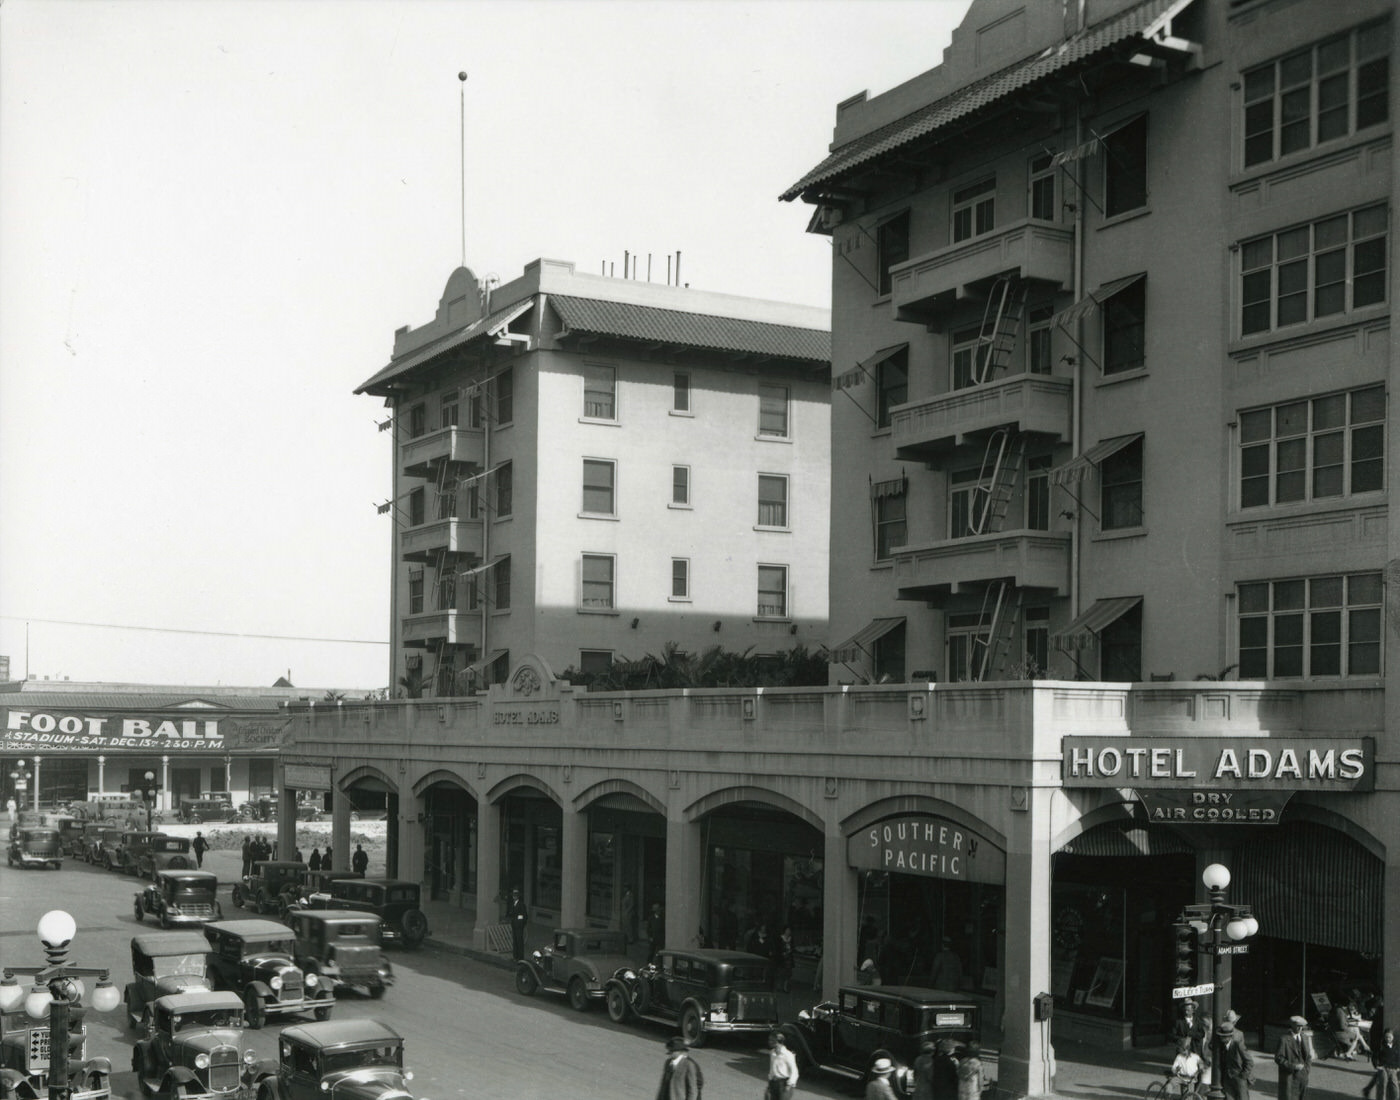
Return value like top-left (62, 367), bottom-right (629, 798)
top-left (970, 430), bottom-right (1025, 536)
top-left (975, 583), bottom-right (1024, 682)
top-left (973, 276), bottom-right (1029, 385)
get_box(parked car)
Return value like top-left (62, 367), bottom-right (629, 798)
top-left (515, 927), bottom-right (633, 1011)
top-left (202, 920), bottom-right (334, 1029)
top-left (130, 991), bottom-right (258, 1100)
top-left (324, 880), bottom-right (428, 949)
top-left (89, 826), bottom-right (126, 866)
top-left (284, 911), bottom-right (394, 1000)
top-left (604, 948), bottom-right (778, 1046)
top-left (177, 799), bottom-right (236, 825)
top-left (124, 931), bottom-right (216, 1030)
top-left (0, 1004), bottom-right (111, 1100)
top-left (780, 985), bottom-right (982, 1093)
top-left (137, 835), bottom-right (196, 880)
top-left (116, 831), bottom-right (169, 876)
top-left (6, 825), bottom-right (62, 869)
top-left (250, 1019), bottom-right (413, 1100)
top-left (62, 820), bottom-right (100, 859)
top-left (233, 862), bottom-right (307, 915)
top-left (289, 871), bottom-right (363, 914)
top-left (135, 871), bottom-right (223, 928)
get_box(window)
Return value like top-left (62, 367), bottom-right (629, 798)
top-left (949, 468), bottom-right (989, 538)
top-left (407, 574), bottom-right (424, 614)
top-left (494, 461), bottom-right (513, 518)
top-left (758, 474), bottom-right (788, 528)
top-left (495, 368), bottom-right (514, 425)
top-left (671, 558), bottom-right (690, 600)
top-left (1238, 572), bottom-right (1381, 678)
top-left (875, 490), bottom-right (907, 560)
top-left (408, 487), bottom-right (425, 527)
top-left (492, 555), bottom-right (511, 610)
top-left (1030, 154), bottom-right (1058, 222)
top-left (408, 404), bottom-right (427, 438)
top-left (441, 390), bottom-right (459, 428)
top-left (1240, 205), bottom-right (1388, 335)
top-left (579, 650), bottom-right (612, 677)
top-left (582, 459), bottom-right (616, 515)
top-left (758, 384), bottom-right (789, 438)
top-left (1104, 116), bottom-right (1147, 217)
top-left (952, 177), bottom-right (995, 243)
top-left (1100, 602), bottom-right (1142, 681)
top-left (436, 474), bottom-right (458, 520)
top-left (1243, 20), bottom-right (1390, 168)
top-left (757, 564), bottom-right (788, 618)
top-left (876, 211), bottom-right (909, 296)
top-left (672, 465), bottom-right (690, 506)
top-left (1027, 306), bottom-right (1054, 375)
top-left (876, 347), bottom-right (909, 428)
top-left (1100, 437), bottom-right (1143, 529)
top-left (1023, 606), bottom-right (1050, 676)
top-left (873, 620), bottom-right (906, 683)
top-left (1025, 455), bottom-right (1051, 530)
top-left (946, 612), bottom-right (989, 682)
top-left (1103, 278), bottom-right (1146, 374)
top-left (436, 566), bottom-right (455, 610)
top-left (1240, 385), bottom-right (1384, 507)
top-left (582, 554), bottom-right (615, 610)
top-left (951, 327), bottom-right (990, 390)
top-left (584, 364), bottom-right (616, 419)
top-left (465, 479), bottom-right (480, 520)
top-left (673, 372), bottom-right (691, 413)
top-left (466, 387), bottom-right (483, 428)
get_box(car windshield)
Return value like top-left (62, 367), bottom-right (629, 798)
top-left (245, 939), bottom-right (294, 955)
top-left (322, 1046), bottom-right (402, 1073)
top-left (152, 953), bottom-right (206, 977)
top-left (174, 1009), bottom-right (243, 1031)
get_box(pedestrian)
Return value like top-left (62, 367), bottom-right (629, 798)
top-left (646, 902), bottom-right (665, 953)
top-left (656, 1036), bottom-right (704, 1100)
top-left (352, 844), bottom-right (369, 875)
top-left (1366, 1028), bottom-right (1400, 1100)
top-left (507, 886), bottom-right (529, 961)
top-left (1331, 998), bottom-right (1369, 1060)
top-left (1215, 1009), bottom-right (1255, 1100)
top-left (931, 1039), bottom-right (959, 1100)
top-left (866, 1057), bottom-right (899, 1100)
top-left (1275, 1014), bottom-right (1311, 1100)
top-left (241, 835), bottom-right (252, 878)
top-left (913, 1041), bottom-right (937, 1100)
top-left (308, 848), bottom-right (322, 871)
top-left (774, 926), bottom-right (795, 993)
top-left (1171, 1000), bottom-right (1213, 1065)
top-left (956, 1040), bottom-right (984, 1100)
top-left (621, 886), bottom-right (637, 943)
top-left (857, 958), bottom-right (881, 987)
top-left (930, 936), bottom-right (963, 991)
top-left (748, 924), bottom-right (772, 959)
top-left (192, 831), bottom-right (208, 868)
top-left (322, 846), bottom-right (333, 869)
top-left (6, 797), bottom-right (16, 821)
top-left (765, 1031), bottom-right (799, 1100)
top-left (293, 847), bottom-right (303, 862)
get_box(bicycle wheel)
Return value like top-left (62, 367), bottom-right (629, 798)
top-left (1144, 1079), bottom-right (1169, 1100)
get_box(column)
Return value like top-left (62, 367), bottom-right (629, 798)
top-left (559, 806), bottom-right (588, 929)
top-left (160, 755), bottom-right (171, 811)
top-left (397, 788), bottom-right (424, 885)
top-left (331, 790), bottom-right (352, 872)
top-left (276, 787), bottom-right (297, 862)
top-left (664, 816), bottom-right (703, 950)
top-left (32, 756), bottom-right (41, 810)
top-left (473, 797), bottom-right (503, 951)
top-left (224, 755), bottom-right (232, 794)
top-left (824, 827), bottom-right (855, 996)
top-left (999, 786), bottom-right (1055, 1099)
top-left (97, 756), bottom-right (106, 798)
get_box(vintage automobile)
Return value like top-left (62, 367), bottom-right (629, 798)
top-left (324, 880), bottom-right (428, 949)
top-left (232, 862), bottom-right (307, 915)
top-left (287, 871), bottom-right (363, 916)
top-left (251, 1019), bottom-right (413, 1100)
top-left (604, 948), bottom-right (778, 1046)
top-left (0, 1005), bottom-right (112, 1100)
top-left (780, 985), bottom-right (982, 1093)
top-left (124, 931), bottom-right (217, 1030)
top-left (202, 920), bottom-right (334, 1029)
top-left (61, 820), bottom-right (100, 859)
top-left (130, 991), bottom-right (258, 1100)
top-left (135, 871), bottom-right (223, 928)
top-left (137, 836), bottom-right (196, 880)
top-left (177, 799), bottom-right (236, 825)
top-left (283, 911), bottom-right (393, 1000)
top-left (6, 825), bottom-right (62, 869)
top-left (115, 831), bottom-right (169, 876)
top-left (89, 826), bottom-right (126, 866)
top-left (515, 927), bottom-right (633, 1011)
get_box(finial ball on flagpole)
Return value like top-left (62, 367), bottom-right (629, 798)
top-left (458, 72), bottom-right (468, 82)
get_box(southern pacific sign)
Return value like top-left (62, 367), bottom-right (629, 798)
top-left (847, 815), bottom-right (1006, 884)
top-left (1062, 737), bottom-right (1374, 791)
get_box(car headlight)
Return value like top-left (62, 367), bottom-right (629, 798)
top-left (269, 975), bottom-right (283, 990)
top-left (194, 1055), bottom-right (210, 1070)
top-left (305, 974), bottom-right (319, 987)
top-left (243, 1050), bottom-right (257, 1065)
top-left (404, 1071), bottom-right (413, 1082)
top-left (319, 1082), bottom-right (330, 1092)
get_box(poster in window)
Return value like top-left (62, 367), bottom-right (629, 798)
top-left (1052, 951), bottom-right (1077, 1000)
top-left (1084, 956), bottom-right (1124, 1009)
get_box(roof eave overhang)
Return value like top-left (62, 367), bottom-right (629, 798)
top-left (554, 328), bottom-right (828, 372)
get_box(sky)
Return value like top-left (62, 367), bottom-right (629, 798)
top-left (0, 0), bottom-right (967, 692)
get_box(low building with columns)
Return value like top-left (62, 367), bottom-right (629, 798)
top-left (279, 656), bottom-right (1395, 1097)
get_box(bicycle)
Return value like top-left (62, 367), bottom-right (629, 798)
top-left (1145, 1073), bottom-right (1207, 1100)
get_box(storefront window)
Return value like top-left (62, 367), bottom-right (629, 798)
top-left (708, 844), bottom-right (822, 963)
top-left (857, 870), bottom-right (1001, 992)
top-left (1051, 882), bottom-right (1127, 1015)
top-left (587, 831), bottom-right (616, 919)
top-left (535, 825), bottom-right (561, 911)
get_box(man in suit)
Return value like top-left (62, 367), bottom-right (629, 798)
top-left (1276, 1014), bottom-right (1313, 1100)
top-left (1216, 1009), bottom-right (1256, 1100)
top-left (655, 1036), bottom-right (703, 1100)
top-left (507, 887), bottom-right (529, 961)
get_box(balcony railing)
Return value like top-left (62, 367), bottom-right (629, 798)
top-left (400, 518), bottom-right (480, 563)
top-left (889, 220), bottom-right (1073, 324)
top-left (401, 426), bottom-right (484, 479)
top-left (891, 374), bottom-right (1073, 459)
top-left (401, 609), bottom-right (481, 647)
top-left (891, 530), bottom-right (1071, 603)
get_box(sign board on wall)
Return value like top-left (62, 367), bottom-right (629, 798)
top-left (1137, 788), bottom-right (1293, 824)
top-left (847, 815), bottom-right (1006, 884)
top-left (5, 707), bottom-right (228, 752)
top-left (1061, 737), bottom-right (1374, 792)
top-left (282, 763), bottom-right (332, 791)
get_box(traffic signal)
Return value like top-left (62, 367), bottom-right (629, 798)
top-left (1172, 920), bottom-right (1195, 985)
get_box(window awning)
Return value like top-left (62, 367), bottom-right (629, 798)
top-left (458, 555), bottom-right (507, 579)
top-left (833, 343), bottom-right (907, 391)
top-left (1052, 273), bottom-right (1145, 329)
top-left (831, 617), bottom-right (905, 664)
top-left (1052, 597), bottom-right (1141, 652)
top-left (1059, 822), bottom-right (1193, 857)
top-left (1050, 433), bottom-right (1143, 486)
top-left (468, 648), bottom-right (508, 675)
top-left (870, 476), bottom-right (907, 500)
top-left (1048, 116), bottom-right (1139, 166)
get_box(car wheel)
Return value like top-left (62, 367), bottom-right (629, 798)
top-left (680, 1004), bottom-right (706, 1047)
top-left (514, 964), bottom-right (539, 996)
top-left (136, 1049), bottom-right (157, 1096)
top-left (191, 815), bottom-right (202, 824)
top-left (243, 989), bottom-right (267, 1030)
top-left (401, 908), bottom-right (428, 948)
top-left (133, 898), bottom-right (143, 922)
top-left (160, 910), bottom-right (173, 930)
top-left (606, 985), bottom-right (630, 1023)
top-left (313, 1003), bottom-right (333, 1021)
top-left (368, 984), bottom-right (386, 1000)
top-left (567, 977), bottom-right (591, 1012)
top-left (232, 885), bottom-right (246, 909)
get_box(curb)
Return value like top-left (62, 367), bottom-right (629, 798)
top-left (424, 936), bottom-right (515, 969)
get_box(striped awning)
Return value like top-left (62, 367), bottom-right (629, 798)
top-left (831, 617), bottom-right (906, 664)
top-left (1051, 433), bottom-right (1143, 487)
top-left (833, 343), bottom-right (908, 391)
top-left (870, 476), bottom-right (907, 500)
top-left (1052, 596), bottom-right (1141, 652)
top-left (1053, 274), bottom-right (1146, 329)
top-left (1059, 823), bottom-right (1193, 857)
top-left (1049, 116), bottom-right (1140, 166)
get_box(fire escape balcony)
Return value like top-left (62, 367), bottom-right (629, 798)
top-left (891, 530), bottom-right (1071, 605)
top-left (401, 426), bottom-right (484, 479)
top-left (889, 220), bottom-right (1074, 326)
top-left (400, 518), bottom-right (480, 563)
top-left (891, 374), bottom-right (1073, 459)
top-left (401, 609), bottom-right (482, 649)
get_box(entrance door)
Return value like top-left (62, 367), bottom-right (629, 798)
top-left (171, 768), bottom-right (201, 807)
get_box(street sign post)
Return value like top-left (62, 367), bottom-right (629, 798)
top-left (1173, 982), bottom-right (1215, 999)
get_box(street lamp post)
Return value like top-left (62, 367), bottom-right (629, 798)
top-left (1181, 864), bottom-right (1260, 1100)
top-left (143, 771), bottom-right (156, 831)
top-left (9, 758), bottom-right (30, 815)
top-left (0, 910), bottom-right (122, 1100)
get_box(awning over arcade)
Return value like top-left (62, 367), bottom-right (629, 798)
top-left (1059, 823), bottom-right (1191, 857)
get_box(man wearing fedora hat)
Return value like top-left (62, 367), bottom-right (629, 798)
top-left (1276, 1014), bottom-right (1313, 1100)
top-left (1216, 1009), bottom-right (1256, 1100)
top-left (1172, 1000), bottom-right (1212, 1065)
top-left (866, 1057), bottom-right (900, 1100)
top-left (656, 1036), bottom-right (703, 1100)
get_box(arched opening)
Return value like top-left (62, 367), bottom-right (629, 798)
top-left (420, 777), bottom-right (478, 904)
